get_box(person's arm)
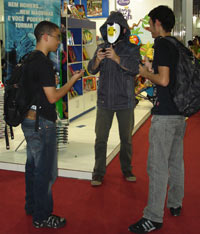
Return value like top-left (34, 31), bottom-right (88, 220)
top-left (92, 48), bottom-right (106, 70)
top-left (139, 64), bottom-right (169, 87)
top-left (43, 70), bottom-right (84, 104)
top-left (140, 38), bottom-right (172, 87)
top-left (88, 47), bottom-right (106, 74)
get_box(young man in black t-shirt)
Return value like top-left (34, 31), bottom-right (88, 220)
top-left (21, 21), bottom-right (84, 229)
top-left (128, 6), bottom-right (186, 233)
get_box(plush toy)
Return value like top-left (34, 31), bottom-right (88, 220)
top-left (140, 42), bottom-right (154, 60)
top-left (129, 15), bottom-right (150, 46)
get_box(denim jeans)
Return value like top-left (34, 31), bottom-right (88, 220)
top-left (143, 115), bottom-right (186, 223)
top-left (21, 117), bottom-right (57, 222)
top-left (93, 107), bottom-right (134, 177)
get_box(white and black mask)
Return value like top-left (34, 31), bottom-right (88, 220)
top-left (107, 23), bottom-right (121, 44)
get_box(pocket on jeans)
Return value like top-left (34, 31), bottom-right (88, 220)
top-left (44, 122), bottom-right (55, 130)
top-left (39, 117), bottom-right (55, 130)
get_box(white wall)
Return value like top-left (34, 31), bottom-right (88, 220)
top-left (193, 16), bottom-right (200, 37)
top-left (193, 27), bottom-right (200, 37)
top-left (0, 0), bottom-right (3, 17)
top-left (94, 0), bottom-right (173, 39)
top-left (0, 0), bottom-right (4, 41)
top-left (182, 0), bottom-right (193, 44)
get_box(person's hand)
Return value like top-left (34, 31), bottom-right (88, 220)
top-left (139, 64), bottom-right (149, 78)
top-left (105, 45), bottom-right (120, 63)
top-left (144, 56), bottom-right (153, 72)
top-left (96, 48), bottom-right (106, 62)
top-left (72, 69), bottom-right (85, 81)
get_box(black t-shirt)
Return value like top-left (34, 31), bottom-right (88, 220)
top-left (25, 50), bottom-right (57, 122)
top-left (151, 36), bottom-right (181, 115)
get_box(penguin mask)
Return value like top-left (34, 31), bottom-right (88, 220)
top-left (107, 23), bottom-right (121, 44)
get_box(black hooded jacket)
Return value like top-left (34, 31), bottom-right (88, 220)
top-left (88, 11), bottom-right (140, 110)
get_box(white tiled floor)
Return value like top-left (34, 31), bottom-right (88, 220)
top-left (0, 99), bottom-right (152, 180)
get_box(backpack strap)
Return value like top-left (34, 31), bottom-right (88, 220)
top-left (163, 36), bottom-right (177, 45)
top-left (35, 100), bottom-right (40, 132)
top-left (5, 124), bottom-right (10, 150)
top-left (35, 109), bottom-right (39, 132)
top-left (25, 51), bottom-right (42, 132)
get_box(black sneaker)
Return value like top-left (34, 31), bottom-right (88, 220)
top-left (124, 171), bottom-right (136, 182)
top-left (170, 206), bottom-right (182, 216)
top-left (129, 218), bottom-right (162, 233)
top-left (91, 175), bottom-right (103, 186)
top-left (33, 214), bottom-right (66, 229)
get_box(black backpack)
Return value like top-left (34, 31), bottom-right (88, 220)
top-left (164, 36), bottom-right (200, 117)
top-left (4, 51), bottom-right (39, 127)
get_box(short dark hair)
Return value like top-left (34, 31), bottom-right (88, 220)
top-left (34, 21), bottom-right (59, 42)
top-left (148, 5), bottom-right (175, 32)
top-left (188, 40), bottom-right (193, 46)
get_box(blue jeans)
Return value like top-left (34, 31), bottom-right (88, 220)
top-left (21, 117), bottom-right (57, 222)
top-left (93, 107), bottom-right (134, 177)
top-left (143, 115), bottom-right (186, 223)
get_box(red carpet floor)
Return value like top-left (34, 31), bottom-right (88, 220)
top-left (0, 113), bottom-right (200, 234)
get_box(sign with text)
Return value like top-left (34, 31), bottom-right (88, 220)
top-left (4, 0), bottom-right (60, 80)
top-left (116, 0), bottom-right (132, 21)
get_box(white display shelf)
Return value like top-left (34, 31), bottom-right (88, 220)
top-left (62, 17), bottom-right (97, 121)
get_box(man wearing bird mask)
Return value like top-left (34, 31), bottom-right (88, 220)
top-left (88, 11), bottom-right (140, 186)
